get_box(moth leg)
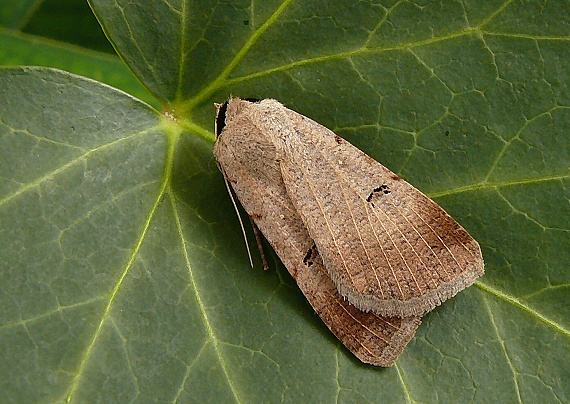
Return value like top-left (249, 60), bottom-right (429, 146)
top-left (250, 219), bottom-right (270, 271)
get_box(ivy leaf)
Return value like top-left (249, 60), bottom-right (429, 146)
top-left (1, 1), bottom-right (569, 402)
top-left (0, 0), bottom-right (38, 29)
top-left (0, 29), bottom-right (158, 108)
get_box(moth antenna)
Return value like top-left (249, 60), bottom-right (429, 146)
top-left (222, 174), bottom-right (255, 268)
top-left (251, 220), bottom-right (270, 271)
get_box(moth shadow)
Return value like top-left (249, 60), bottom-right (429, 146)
top-left (271, 252), bottom-right (342, 337)
top-left (267, 246), bottom-right (386, 368)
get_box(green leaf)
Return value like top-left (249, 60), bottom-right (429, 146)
top-left (2, 1), bottom-right (569, 402)
top-left (21, 0), bottom-right (115, 53)
top-left (0, 0), bottom-right (40, 29)
top-left (0, 29), bottom-right (159, 108)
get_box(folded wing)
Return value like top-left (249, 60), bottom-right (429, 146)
top-left (214, 98), bottom-right (421, 365)
top-left (253, 100), bottom-right (484, 318)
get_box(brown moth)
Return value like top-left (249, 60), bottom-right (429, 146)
top-left (213, 98), bottom-right (484, 365)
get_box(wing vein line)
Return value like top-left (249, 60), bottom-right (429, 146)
top-left (385, 197), bottom-right (451, 280)
top-left (329, 292), bottom-right (391, 345)
top-left (312, 143), bottom-right (425, 296)
top-left (407, 202), bottom-right (468, 267)
top-left (313, 138), bottom-right (476, 296)
top-left (334, 178), bottom-right (387, 298)
top-left (290, 135), bottom-right (412, 300)
top-left (283, 148), bottom-right (357, 288)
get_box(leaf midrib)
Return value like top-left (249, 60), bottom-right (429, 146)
top-left (169, 187), bottom-right (241, 403)
top-left (65, 119), bottom-right (178, 402)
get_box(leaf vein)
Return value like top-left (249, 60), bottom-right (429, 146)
top-left (476, 281), bottom-right (570, 338)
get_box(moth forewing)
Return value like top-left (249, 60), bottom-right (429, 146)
top-left (214, 98), bottom-right (421, 366)
top-left (251, 99), bottom-right (484, 318)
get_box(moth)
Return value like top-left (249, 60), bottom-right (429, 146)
top-left (213, 98), bottom-right (484, 366)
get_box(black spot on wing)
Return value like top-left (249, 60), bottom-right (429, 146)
top-left (303, 244), bottom-right (318, 267)
top-left (367, 184), bottom-right (391, 207)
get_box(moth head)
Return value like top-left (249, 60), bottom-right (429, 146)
top-left (215, 97), bottom-right (261, 138)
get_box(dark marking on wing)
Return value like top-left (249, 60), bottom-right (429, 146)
top-left (215, 101), bottom-right (229, 137)
top-left (303, 244), bottom-right (318, 267)
top-left (367, 185), bottom-right (391, 207)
